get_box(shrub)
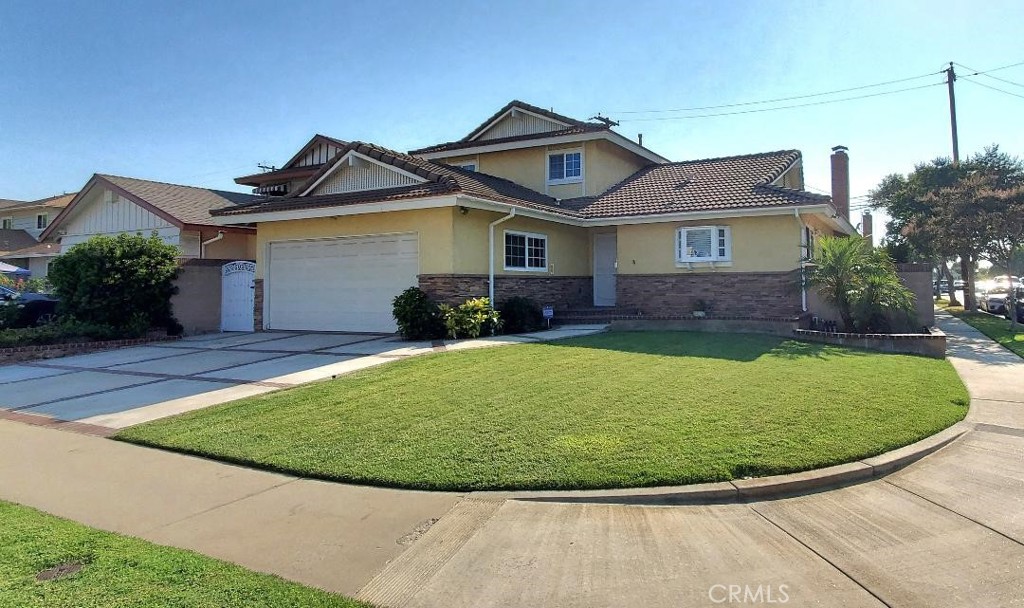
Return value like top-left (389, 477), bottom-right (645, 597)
top-left (392, 287), bottom-right (444, 340)
top-left (498, 296), bottom-right (544, 333)
top-left (808, 235), bottom-right (917, 333)
top-left (0, 317), bottom-right (141, 348)
top-left (47, 233), bottom-right (180, 331)
top-left (439, 297), bottom-right (502, 339)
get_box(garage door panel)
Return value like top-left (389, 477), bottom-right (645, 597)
top-left (267, 234), bottom-right (418, 332)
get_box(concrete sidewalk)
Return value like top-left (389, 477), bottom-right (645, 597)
top-left (2, 314), bottom-right (1023, 607)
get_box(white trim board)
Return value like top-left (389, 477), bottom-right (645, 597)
top-left (299, 150), bottom-right (429, 197)
top-left (469, 106), bottom-right (572, 142)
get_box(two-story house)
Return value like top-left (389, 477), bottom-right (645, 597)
top-left (0, 193), bottom-right (75, 276)
top-left (212, 100), bottom-right (856, 333)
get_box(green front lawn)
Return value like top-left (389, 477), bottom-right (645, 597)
top-left (0, 501), bottom-right (363, 608)
top-left (938, 299), bottom-right (1024, 359)
top-left (117, 332), bottom-right (968, 491)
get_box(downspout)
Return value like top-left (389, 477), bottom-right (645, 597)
top-left (201, 230), bottom-right (225, 259)
top-left (795, 209), bottom-right (807, 312)
top-left (488, 207), bottom-right (516, 307)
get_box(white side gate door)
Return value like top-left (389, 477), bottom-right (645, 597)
top-left (221, 261), bottom-right (256, 332)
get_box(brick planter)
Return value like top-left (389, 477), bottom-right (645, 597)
top-left (792, 327), bottom-right (946, 358)
top-left (0, 335), bottom-right (181, 365)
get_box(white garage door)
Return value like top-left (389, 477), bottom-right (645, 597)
top-left (266, 233), bottom-right (419, 332)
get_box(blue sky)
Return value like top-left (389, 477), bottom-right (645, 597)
top-left (2, 0), bottom-right (1023, 242)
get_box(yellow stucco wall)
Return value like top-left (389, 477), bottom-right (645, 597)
top-left (442, 139), bottom-right (647, 199)
top-left (616, 215), bottom-right (803, 274)
top-left (253, 207), bottom-right (455, 279)
top-left (202, 231), bottom-right (256, 260)
top-left (452, 209), bottom-right (591, 276)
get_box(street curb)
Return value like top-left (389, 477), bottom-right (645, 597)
top-left (495, 421), bottom-right (973, 506)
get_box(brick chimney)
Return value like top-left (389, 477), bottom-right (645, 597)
top-left (830, 145), bottom-right (850, 220)
top-left (861, 211), bottom-right (873, 242)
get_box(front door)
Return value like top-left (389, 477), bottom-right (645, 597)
top-left (593, 233), bottom-right (617, 307)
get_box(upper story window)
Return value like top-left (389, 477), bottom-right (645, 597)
top-left (676, 226), bottom-right (731, 264)
top-left (453, 162), bottom-right (476, 172)
top-left (547, 150), bottom-right (582, 184)
top-left (505, 230), bottom-right (547, 271)
top-left (36, 214), bottom-right (48, 229)
top-left (1, 217), bottom-right (11, 229)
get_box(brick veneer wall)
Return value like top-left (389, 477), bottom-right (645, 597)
top-left (616, 271), bottom-right (802, 318)
top-left (253, 279), bottom-right (264, 331)
top-left (419, 274), bottom-right (592, 308)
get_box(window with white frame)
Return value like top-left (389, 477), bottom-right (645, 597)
top-left (547, 150), bottom-right (582, 184)
top-left (1, 217), bottom-right (11, 229)
top-left (504, 230), bottom-right (547, 271)
top-left (454, 162), bottom-right (476, 172)
top-left (36, 214), bottom-right (48, 229)
top-left (676, 226), bottom-right (731, 264)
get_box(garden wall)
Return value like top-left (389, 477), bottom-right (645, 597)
top-left (0, 335), bottom-right (180, 365)
top-left (792, 327), bottom-right (946, 358)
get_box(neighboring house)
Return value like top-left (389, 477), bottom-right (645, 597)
top-left (0, 193), bottom-right (75, 276)
top-left (212, 100), bottom-right (856, 333)
top-left (39, 174), bottom-right (259, 269)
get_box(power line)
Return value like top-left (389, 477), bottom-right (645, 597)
top-left (959, 76), bottom-right (1024, 100)
top-left (618, 82), bottom-right (944, 122)
top-left (611, 70), bottom-right (944, 115)
top-left (953, 60), bottom-right (1024, 88)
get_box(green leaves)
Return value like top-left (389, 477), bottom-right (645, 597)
top-left (809, 236), bottom-right (917, 333)
top-left (47, 233), bottom-right (180, 332)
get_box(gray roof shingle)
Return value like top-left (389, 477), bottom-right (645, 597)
top-left (98, 175), bottom-right (260, 225)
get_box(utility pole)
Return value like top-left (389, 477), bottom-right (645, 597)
top-left (946, 62), bottom-right (976, 310)
top-left (946, 62), bottom-right (960, 164)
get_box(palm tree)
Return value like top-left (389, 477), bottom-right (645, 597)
top-left (808, 236), bottom-right (916, 332)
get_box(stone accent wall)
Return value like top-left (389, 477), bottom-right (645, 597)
top-left (0, 336), bottom-right (180, 365)
top-left (419, 274), bottom-right (592, 308)
top-left (616, 272), bottom-right (802, 318)
top-left (253, 278), bottom-right (264, 332)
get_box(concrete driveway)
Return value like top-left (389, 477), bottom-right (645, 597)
top-left (0, 332), bottom-right (436, 430)
top-left (0, 325), bottom-right (607, 432)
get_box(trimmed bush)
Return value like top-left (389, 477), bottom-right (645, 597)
top-left (392, 287), bottom-right (445, 340)
top-left (0, 317), bottom-right (143, 349)
top-left (439, 297), bottom-right (502, 339)
top-left (48, 233), bottom-right (180, 331)
top-left (498, 296), bottom-right (544, 333)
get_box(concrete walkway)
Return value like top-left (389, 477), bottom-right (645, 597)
top-left (1, 313), bottom-right (1023, 607)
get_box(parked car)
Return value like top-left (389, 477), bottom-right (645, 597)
top-left (934, 280), bottom-right (950, 295)
top-left (953, 279), bottom-right (965, 290)
top-left (0, 286), bottom-right (59, 327)
top-left (1005, 288), bottom-right (1024, 323)
top-left (983, 290), bottom-right (1009, 315)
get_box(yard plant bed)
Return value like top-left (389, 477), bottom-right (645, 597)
top-left (117, 332), bottom-right (969, 491)
top-left (939, 300), bottom-right (1024, 359)
top-left (0, 501), bottom-right (363, 608)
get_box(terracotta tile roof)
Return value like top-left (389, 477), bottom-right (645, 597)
top-left (0, 230), bottom-right (39, 255)
top-left (0, 240), bottom-right (59, 259)
top-left (214, 145), bottom-right (829, 221)
top-left (561, 150), bottom-right (829, 218)
top-left (97, 175), bottom-right (260, 225)
top-left (214, 142), bottom-right (575, 218)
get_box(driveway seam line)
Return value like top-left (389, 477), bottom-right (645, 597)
top-left (0, 369), bottom-right (78, 385)
top-left (7, 378), bottom-right (169, 412)
top-left (748, 505), bottom-right (893, 608)
top-left (881, 479), bottom-right (1024, 548)
top-left (139, 478), bottom-right (301, 535)
top-left (25, 348), bottom-right (208, 369)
